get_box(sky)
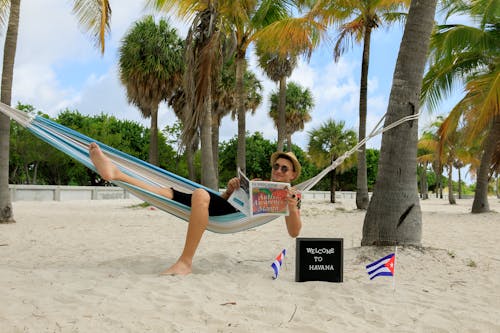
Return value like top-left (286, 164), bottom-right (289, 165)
top-left (3, 0), bottom-right (460, 153)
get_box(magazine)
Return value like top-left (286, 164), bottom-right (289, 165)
top-left (228, 168), bottom-right (290, 217)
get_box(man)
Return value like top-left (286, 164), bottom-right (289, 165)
top-left (89, 143), bottom-right (302, 275)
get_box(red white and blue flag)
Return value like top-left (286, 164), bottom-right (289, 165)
top-left (271, 249), bottom-right (286, 279)
top-left (366, 253), bottom-right (395, 280)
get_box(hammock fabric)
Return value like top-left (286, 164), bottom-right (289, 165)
top-left (1, 102), bottom-right (419, 233)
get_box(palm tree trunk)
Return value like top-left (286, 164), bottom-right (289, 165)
top-left (235, 55), bottom-right (247, 173)
top-left (149, 106), bottom-right (159, 166)
top-left (211, 114), bottom-right (220, 186)
top-left (330, 170), bottom-right (336, 203)
top-left (458, 167), bottom-right (462, 199)
top-left (472, 116), bottom-right (500, 213)
top-left (356, 27), bottom-right (372, 210)
top-left (277, 77), bottom-right (287, 152)
top-left (286, 133), bottom-right (292, 152)
top-left (200, 88), bottom-right (217, 189)
top-left (447, 164), bottom-right (456, 204)
top-left (362, 0), bottom-right (437, 246)
top-left (0, 0), bottom-right (21, 223)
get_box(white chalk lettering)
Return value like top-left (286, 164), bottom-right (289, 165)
top-left (305, 247), bottom-right (335, 255)
top-left (308, 265), bottom-right (335, 271)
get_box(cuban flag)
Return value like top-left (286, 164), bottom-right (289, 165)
top-left (366, 253), bottom-right (395, 280)
top-left (271, 249), bottom-right (286, 279)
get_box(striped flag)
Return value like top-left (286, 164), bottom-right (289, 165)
top-left (271, 249), bottom-right (286, 279)
top-left (366, 253), bottom-right (395, 280)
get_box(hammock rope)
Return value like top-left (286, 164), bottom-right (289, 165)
top-left (1, 102), bottom-right (420, 233)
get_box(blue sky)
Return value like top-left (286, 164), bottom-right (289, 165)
top-left (4, 0), bottom-right (459, 153)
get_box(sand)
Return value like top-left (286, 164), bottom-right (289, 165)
top-left (1, 196), bottom-right (499, 332)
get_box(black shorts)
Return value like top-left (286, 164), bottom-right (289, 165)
top-left (171, 188), bottom-right (239, 216)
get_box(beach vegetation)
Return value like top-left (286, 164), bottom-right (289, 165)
top-left (307, 119), bottom-right (357, 203)
top-left (269, 81), bottom-right (314, 151)
top-left (421, 0), bottom-right (500, 213)
top-left (118, 16), bottom-right (184, 167)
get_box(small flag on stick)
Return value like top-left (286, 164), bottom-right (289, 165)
top-left (366, 253), bottom-right (395, 280)
top-left (271, 249), bottom-right (286, 279)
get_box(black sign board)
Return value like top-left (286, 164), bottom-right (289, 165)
top-left (295, 238), bottom-right (343, 282)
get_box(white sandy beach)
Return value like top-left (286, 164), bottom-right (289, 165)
top-left (1, 196), bottom-right (499, 332)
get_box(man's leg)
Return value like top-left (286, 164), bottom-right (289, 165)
top-left (89, 142), bottom-right (172, 199)
top-left (161, 188), bottom-right (210, 275)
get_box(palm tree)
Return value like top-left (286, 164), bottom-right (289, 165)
top-left (308, 119), bottom-right (357, 203)
top-left (0, 0), bottom-right (20, 223)
top-left (330, 0), bottom-right (409, 210)
top-left (150, 1), bottom-right (228, 188)
top-left (421, 0), bottom-right (499, 213)
top-left (118, 16), bottom-right (184, 166)
top-left (0, 0), bottom-right (112, 223)
top-left (224, 0), bottom-right (294, 174)
top-left (269, 81), bottom-right (313, 151)
top-left (256, 43), bottom-right (297, 152)
top-left (362, 0), bottom-right (438, 246)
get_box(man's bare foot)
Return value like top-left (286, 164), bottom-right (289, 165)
top-left (160, 260), bottom-right (192, 276)
top-left (89, 142), bottom-right (120, 181)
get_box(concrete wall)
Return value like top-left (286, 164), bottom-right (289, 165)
top-left (9, 185), bottom-right (360, 202)
top-left (9, 185), bottom-right (130, 202)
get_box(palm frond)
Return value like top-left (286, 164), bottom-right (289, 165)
top-left (72, 0), bottom-right (111, 54)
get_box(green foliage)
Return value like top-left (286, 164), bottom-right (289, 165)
top-left (9, 105), bottom-right (178, 185)
top-left (218, 132), bottom-right (315, 187)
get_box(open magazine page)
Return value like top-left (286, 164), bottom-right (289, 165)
top-left (251, 181), bottom-right (290, 216)
top-left (227, 168), bottom-right (290, 217)
top-left (227, 169), bottom-right (251, 216)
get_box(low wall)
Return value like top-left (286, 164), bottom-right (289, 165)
top-left (9, 185), bottom-right (130, 202)
top-left (9, 185), bottom-right (360, 202)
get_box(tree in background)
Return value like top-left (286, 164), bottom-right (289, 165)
top-left (269, 81), bottom-right (313, 150)
top-left (329, 0), bottom-right (409, 210)
top-left (421, 0), bottom-right (499, 212)
top-left (119, 16), bottom-right (184, 166)
top-left (256, 43), bottom-right (297, 152)
top-left (308, 119), bottom-right (357, 203)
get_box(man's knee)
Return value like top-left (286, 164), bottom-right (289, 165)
top-left (191, 188), bottom-right (210, 208)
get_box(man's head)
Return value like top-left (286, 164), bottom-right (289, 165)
top-left (270, 151), bottom-right (301, 183)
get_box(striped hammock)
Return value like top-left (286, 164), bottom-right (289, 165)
top-left (1, 102), bottom-right (419, 233)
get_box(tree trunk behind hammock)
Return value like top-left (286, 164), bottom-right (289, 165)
top-left (355, 25), bottom-right (372, 211)
top-left (447, 165), bottom-right (456, 205)
top-left (148, 105), bottom-right (159, 166)
top-left (277, 76), bottom-right (287, 152)
top-left (0, 0), bottom-right (21, 223)
top-left (458, 167), bottom-right (462, 199)
top-left (330, 170), bottom-right (337, 204)
top-left (236, 56), bottom-right (247, 174)
top-left (200, 89), bottom-right (217, 189)
top-left (362, 0), bottom-right (437, 246)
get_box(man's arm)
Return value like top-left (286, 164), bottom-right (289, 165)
top-left (284, 193), bottom-right (302, 237)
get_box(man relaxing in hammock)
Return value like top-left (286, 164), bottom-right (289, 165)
top-left (89, 142), bottom-right (302, 275)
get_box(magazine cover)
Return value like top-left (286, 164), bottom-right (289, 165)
top-left (228, 169), bottom-right (290, 217)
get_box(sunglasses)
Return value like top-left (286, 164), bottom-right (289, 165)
top-left (273, 163), bottom-right (290, 173)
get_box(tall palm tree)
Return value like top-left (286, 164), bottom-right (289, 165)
top-left (362, 0), bottom-right (438, 246)
top-left (0, 0), bottom-right (111, 223)
top-left (150, 1), bottom-right (227, 188)
top-left (421, 0), bottom-right (499, 213)
top-left (0, 0), bottom-right (20, 223)
top-left (225, 0), bottom-right (294, 174)
top-left (118, 16), bottom-right (184, 166)
top-left (269, 81), bottom-right (313, 151)
top-left (308, 119), bottom-right (357, 203)
top-left (329, 0), bottom-right (409, 210)
top-left (256, 43), bottom-right (297, 152)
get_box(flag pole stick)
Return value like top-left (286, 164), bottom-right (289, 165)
top-left (393, 245), bottom-right (397, 292)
